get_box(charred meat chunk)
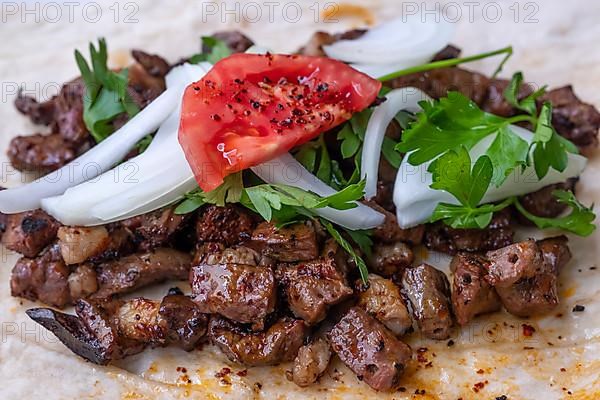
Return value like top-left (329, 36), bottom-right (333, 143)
top-left (356, 274), bottom-right (413, 336)
top-left (484, 239), bottom-right (544, 287)
top-left (7, 133), bottom-right (77, 173)
top-left (290, 337), bottom-right (332, 387)
top-left (68, 264), bottom-right (99, 301)
top-left (190, 247), bottom-right (276, 326)
top-left (298, 29), bottom-right (365, 56)
top-left (537, 235), bottom-right (572, 274)
top-left (208, 31), bottom-right (254, 53)
top-left (450, 253), bottom-right (501, 325)
top-left (367, 241), bottom-right (414, 278)
top-left (328, 307), bottom-right (412, 392)
top-left (485, 240), bottom-right (561, 317)
top-left (158, 294), bottom-right (208, 351)
top-left (94, 248), bottom-right (191, 298)
top-left (277, 255), bottom-right (353, 325)
top-left (11, 244), bottom-right (71, 308)
top-left (401, 264), bottom-right (453, 339)
top-left (539, 86), bottom-right (600, 152)
top-left (121, 206), bottom-right (188, 251)
top-left (57, 226), bottom-right (110, 265)
top-left (2, 209), bottom-right (60, 257)
top-left (15, 89), bottom-right (56, 125)
top-left (52, 78), bottom-right (88, 144)
top-left (250, 221), bottom-right (318, 262)
top-left (88, 225), bottom-right (135, 262)
top-left (517, 179), bottom-right (577, 220)
top-left (424, 210), bottom-right (514, 255)
top-left (131, 49), bottom-right (170, 78)
top-left (196, 205), bottom-right (254, 246)
top-left (370, 203), bottom-right (424, 245)
top-left (209, 316), bottom-right (308, 367)
top-left (115, 298), bottom-right (165, 343)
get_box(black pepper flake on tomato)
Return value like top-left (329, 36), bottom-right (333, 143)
top-left (316, 83), bottom-right (329, 92)
top-left (279, 118), bottom-right (292, 127)
top-left (572, 305), bottom-right (585, 312)
top-left (250, 100), bottom-right (261, 109)
top-left (210, 114), bottom-right (221, 121)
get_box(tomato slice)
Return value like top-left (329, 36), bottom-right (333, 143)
top-left (178, 53), bottom-right (382, 192)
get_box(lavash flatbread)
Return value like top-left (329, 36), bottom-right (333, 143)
top-left (1, 1), bottom-right (599, 398)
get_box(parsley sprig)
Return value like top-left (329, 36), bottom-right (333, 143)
top-left (75, 38), bottom-right (139, 142)
top-left (189, 37), bottom-right (232, 64)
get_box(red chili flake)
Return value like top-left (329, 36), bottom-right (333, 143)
top-left (414, 389), bottom-right (426, 395)
top-left (447, 340), bottom-right (455, 347)
top-left (523, 346), bottom-right (535, 350)
top-left (476, 369), bottom-right (485, 374)
top-left (237, 369), bottom-right (248, 377)
top-left (522, 324), bottom-right (536, 337)
top-left (193, 86), bottom-right (200, 91)
top-left (472, 380), bottom-right (488, 393)
top-left (560, 368), bottom-right (566, 372)
top-left (425, 362), bottom-right (433, 368)
top-left (215, 367), bottom-right (232, 378)
top-left (176, 367), bottom-right (188, 373)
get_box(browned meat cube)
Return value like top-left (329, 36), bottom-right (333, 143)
top-left (190, 248), bottom-right (276, 326)
top-left (67, 264), bottom-right (98, 301)
top-left (485, 240), bottom-right (544, 288)
top-left (2, 209), bottom-right (60, 257)
top-left (207, 31), bottom-right (254, 53)
top-left (121, 206), bottom-right (188, 251)
top-left (158, 293), bottom-right (208, 351)
top-left (370, 203), bottom-right (425, 245)
top-left (11, 244), bottom-right (71, 308)
top-left (485, 240), bottom-right (561, 317)
top-left (356, 274), bottom-right (413, 336)
top-left (401, 264), bottom-right (453, 339)
top-left (517, 180), bottom-right (577, 220)
top-left (115, 298), bottom-right (164, 344)
top-left (424, 211), bottom-right (514, 255)
top-left (7, 133), bottom-right (77, 173)
top-left (131, 49), bottom-right (170, 78)
top-left (367, 241), bottom-right (414, 278)
top-left (196, 205), bottom-right (254, 246)
top-left (450, 253), bottom-right (501, 325)
top-left (57, 226), bottom-right (110, 265)
top-left (209, 316), bottom-right (308, 367)
top-left (537, 235), bottom-right (572, 275)
top-left (290, 337), bottom-right (332, 387)
top-left (539, 86), bottom-right (600, 152)
top-left (328, 307), bottom-right (412, 392)
top-left (250, 221), bottom-right (318, 262)
top-left (277, 256), bottom-right (353, 325)
top-left (94, 248), bottom-right (191, 298)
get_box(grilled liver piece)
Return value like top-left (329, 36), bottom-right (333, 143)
top-left (195, 205), bottom-right (254, 246)
top-left (2, 209), bottom-right (60, 258)
top-left (356, 274), bottom-right (413, 336)
top-left (450, 252), bottom-right (501, 325)
top-left (209, 316), bottom-right (308, 366)
top-left (291, 337), bottom-right (332, 387)
top-left (94, 248), bottom-right (191, 298)
top-left (368, 241), bottom-right (414, 278)
top-left (250, 221), bottom-right (318, 262)
top-left (328, 307), bottom-right (412, 392)
top-left (401, 263), bottom-right (454, 339)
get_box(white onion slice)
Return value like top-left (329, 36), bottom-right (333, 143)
top-left (40, 63), bottom-right (212, 226)
top-left (362, 88), bottom-right (430, 199)
top-left (251, 153), bottom-right (385, 230)
top-left (0, 63), bottom-right (206, 214)
top-left (393, 125), bottom-right (588, 228)
top-left (323, 14), bottom-right (454, 78)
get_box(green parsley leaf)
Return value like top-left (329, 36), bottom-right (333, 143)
top-left (203, 172), bottom-right (244, 206)
top-left (485, 125), bottom-right (529, 186)
top-left (430, 197), bottom-right (514, 229)
top-left (428, 147), bottom-right (492, 207)
top-left (320, 219), bottom-right (369, 283)
top-left (381, 136), bottom-right (403, 169)
top-left (75, 38), bottom-right (139, 143)
top-left (504, 72), bottom-right (547, 116)
top-left (515, 190), bottom-right (596, 236)
top-left (337, 124), bottom-right (361, 159)
top-left (174, 189), bottom-right (206, 214)
top-left (135, 135), bottom-right (154, 153)
top-left (397, 92), bottom-right (507, 165)
top-left (189, 36), bottom-right (232, 64)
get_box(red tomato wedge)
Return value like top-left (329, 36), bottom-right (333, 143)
top-left (178, 53), bottom-right (382, 192)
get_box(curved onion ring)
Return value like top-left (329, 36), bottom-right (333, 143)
top-left (393, 125), bottom-right (588, 228)
top-left (361, 87), bottom-right (430, 199)
top-left (251, 153), bottom-right (385, 230)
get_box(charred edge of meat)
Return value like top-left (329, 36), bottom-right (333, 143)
top-left (26, 308), bottom-right (111, 365)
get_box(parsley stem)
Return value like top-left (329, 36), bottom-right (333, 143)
top-left (505, 114), bottom-right (537, 125)
top-left (377, 46), bottom-right (513, 82)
